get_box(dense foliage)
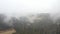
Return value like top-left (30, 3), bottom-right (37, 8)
top-left (0, 13), bottom-right (60, 34)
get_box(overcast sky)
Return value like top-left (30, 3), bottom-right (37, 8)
top-left (0, 0), bottom-right (57, 17)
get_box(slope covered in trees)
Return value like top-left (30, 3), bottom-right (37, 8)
top-left (0, 13), bottom-right (60, 34)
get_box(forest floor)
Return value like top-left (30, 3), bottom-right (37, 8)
top-left (0, 29), bottom-right (16, 34)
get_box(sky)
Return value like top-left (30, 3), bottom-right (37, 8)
top-left (0, 0), bottom-right (57, 17)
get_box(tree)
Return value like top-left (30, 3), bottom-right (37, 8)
top-left (0, 14), bottom-right (11, 30)
top-left (55, 17), bottom-right (60, 34)
top-left (12, 16), bottom-right (31, 34)
top-left (31, 13), bottom-right (54, 34)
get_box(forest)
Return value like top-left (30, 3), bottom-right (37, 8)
top-left (0, 13), bottom-right (60, 34)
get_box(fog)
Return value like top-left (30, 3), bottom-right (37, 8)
top-left (0, 0), bottom-right (58, 17)
top-left (0, 0), bottom-right (60, 34)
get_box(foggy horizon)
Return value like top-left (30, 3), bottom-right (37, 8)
top-left (0, 0), bottom-right (60, 34)
top-left (0, 0), bottom-right (58, 17)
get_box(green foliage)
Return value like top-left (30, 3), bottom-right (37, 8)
top-left (12, 13), bottom-right (60, 34)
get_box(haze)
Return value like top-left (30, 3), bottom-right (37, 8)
top-left (0, 0), bottom-right (57, 17)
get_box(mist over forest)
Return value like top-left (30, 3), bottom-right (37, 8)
top-left (0, 0), bottom-right (60, 34)
top-left (0, 12), bottom-right (60, 34)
